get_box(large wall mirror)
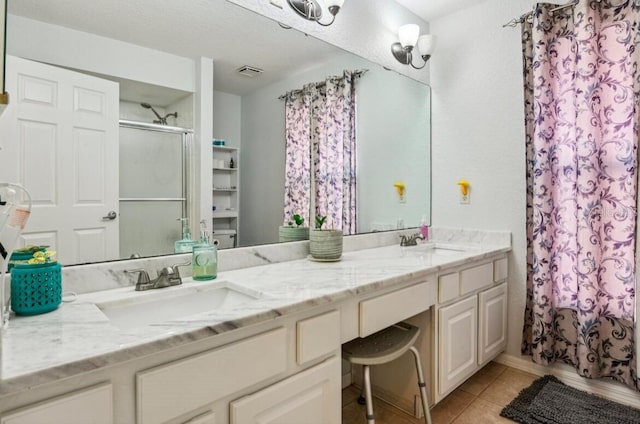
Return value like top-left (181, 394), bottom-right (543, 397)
top-left (0, 0), bottom-right (6, 108)
top-left (2, 0), bottom-right (431, 266)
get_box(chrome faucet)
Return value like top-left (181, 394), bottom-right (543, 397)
top-left (125, 262), bottom-right (191, 291)
top-left (399, 233), bottom-right (425, 247)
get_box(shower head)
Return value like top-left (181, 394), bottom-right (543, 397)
top-left (140, 102), bottom-right (164, 124)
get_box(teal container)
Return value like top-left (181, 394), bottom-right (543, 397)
top-left (11, 262), bottom-right (62, 316)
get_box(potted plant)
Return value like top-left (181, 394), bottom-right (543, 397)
top-left (309, 215), bottom-right (343, 260)
top-left (278, 214), bottom-right (310, 242)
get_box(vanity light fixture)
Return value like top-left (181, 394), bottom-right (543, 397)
top-left (287, 0), bottom-right (345, 27)
top-left (391, 24), bottom-right (436, 69)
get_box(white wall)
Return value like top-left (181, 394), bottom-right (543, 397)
top-left (213, 91), bottom-right (242, 148)
top-left (429, 0), bottom-right (529, 358)
top-left (239, 53), bottom-right (430, 247)
top-left (7, 15), bottom-right (195, 92)
top-left (229, 0), bottom-right (431, 85)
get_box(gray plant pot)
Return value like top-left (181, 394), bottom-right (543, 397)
top-left (309, 229), bottom-right (343, 260)
top-left (278, 226), bottom-right (309, 243)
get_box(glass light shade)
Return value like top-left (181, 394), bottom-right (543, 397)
top-left (398, 24), bottom-right (420, 48)
top-left (325, 0), bottom-right (344, 7)
top-left (417, 34), bottom-right (437, 56)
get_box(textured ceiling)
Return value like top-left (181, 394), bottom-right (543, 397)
top-left (394, 0), bottom-right (490, 21)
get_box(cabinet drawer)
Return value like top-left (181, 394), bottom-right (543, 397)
top-left (1, 383), bottom-right (112, 424)
top-left (359, 281), bottom-right (435, 337)
top-left (137, 328), bottom-right (287, 424)
top-left (494, 257), bottom-right (508, 282)
top-left (459, 263), bottom-right (493, 295)
top-left (230, 357), bottom-right (341, 424)
top-left (438, 272), bottom-right (460, 303)
top-left (297, 310), bottom-right (340, 365)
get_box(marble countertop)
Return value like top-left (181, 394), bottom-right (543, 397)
top-left (0, 233), bottom-right (510, 395)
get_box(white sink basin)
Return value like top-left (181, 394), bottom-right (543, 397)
top-left (403, 243), bottom-right (468, 256)
top-left (97, 281), bottom-right (259, 331)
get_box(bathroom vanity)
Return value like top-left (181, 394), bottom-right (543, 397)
top-left (0, 229), bottom-right (510, 423)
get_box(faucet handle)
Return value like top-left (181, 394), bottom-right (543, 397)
top-left (158, 266), bottom-right (176, 276)
top-left (124, 269), bottom-right (150, 284)
top-left (171, 261), bottom-right (192, 279)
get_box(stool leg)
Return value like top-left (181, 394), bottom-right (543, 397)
top-left (409, 346), bottom-right (432, 424)
top-left (357, 366), bottom-right (366, 405)
top-left (363, 365), bottom-right (375, 424)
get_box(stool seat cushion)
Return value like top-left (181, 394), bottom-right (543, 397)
top-left (343, 322), bottom-right (420, 365)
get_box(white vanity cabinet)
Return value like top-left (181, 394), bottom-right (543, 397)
top-left (435, 257), bottom-right (508, 401)
top-left (135, 310), bottom-right (342, 424)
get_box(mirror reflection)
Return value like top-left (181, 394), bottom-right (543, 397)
top-left (1, 0), bottom-right (431, 265)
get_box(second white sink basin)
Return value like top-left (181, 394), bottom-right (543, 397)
top-left (97, 281), bottom-right (259, 331)
top-left (404, 242), bottom-right (468, 255)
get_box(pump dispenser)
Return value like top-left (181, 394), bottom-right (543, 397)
top-left (174, 218), bottom-right (196, 253)
top-left (192, 220), bottom-right (218, 280)
top-left (420, 215), bottom-right (429, 241)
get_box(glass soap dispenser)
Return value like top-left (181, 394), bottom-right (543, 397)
top-left (192, 220), bottom-right (219, 281)
top-left (174, 218), bottom-right (196, 253)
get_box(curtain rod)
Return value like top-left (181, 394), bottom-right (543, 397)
top-left (502, 0), bottom-right (579, 28)
top-left (278, 69), bottom-right (369, 101)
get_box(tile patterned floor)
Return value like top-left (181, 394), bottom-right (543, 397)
top-left (342, 362), bottom-right (538, 424)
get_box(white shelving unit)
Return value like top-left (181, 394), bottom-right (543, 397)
top-left (212, 145), bottom-right (239, 248)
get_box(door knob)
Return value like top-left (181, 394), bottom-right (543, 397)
top-left (102, 211), bottom-right (117, 221)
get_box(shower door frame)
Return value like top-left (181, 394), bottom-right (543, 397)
top-left (118, 120), bottom-right (194, 257)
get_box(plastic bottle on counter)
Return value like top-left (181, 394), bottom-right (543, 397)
top-left (420, 215), bottom-right (429, 241)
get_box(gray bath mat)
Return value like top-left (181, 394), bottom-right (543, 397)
top-left (500, 375), bottom-right (640, 424)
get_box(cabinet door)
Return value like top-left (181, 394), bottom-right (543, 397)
top-left (478, 282), bottom-right (507, 365)
top-left (230, 357), bottom-right (340, 424)
top-left (438, 295), bottom-right (477, 396)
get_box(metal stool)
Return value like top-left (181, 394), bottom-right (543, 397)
top-left (343, 322), bottom-right (432, 424)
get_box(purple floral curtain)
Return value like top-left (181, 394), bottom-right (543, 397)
top-left (284, 90), bottom-right (312, 226)
top-left (283, 71), bottom-right (358, 234)
top-left (521, 1), bottom-right (640, 389)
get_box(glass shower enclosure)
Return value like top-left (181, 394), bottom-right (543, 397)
top-left (118, 120), bottom-right (193, 259)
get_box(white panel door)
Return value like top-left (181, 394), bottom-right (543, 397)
top-left (438, 295), bottom-right (478, 396)
top-left (478, 282), bottom-right (508, 365)
top-left (230, 357), bottom-right (341, 424)
top-left (0, 55), bottom-right (119, 264)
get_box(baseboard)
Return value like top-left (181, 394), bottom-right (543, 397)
top-left (496, 353), bottom-right (640, 408)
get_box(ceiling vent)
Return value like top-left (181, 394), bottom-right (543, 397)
top-left (236, 65), bottom-right (264, 78)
